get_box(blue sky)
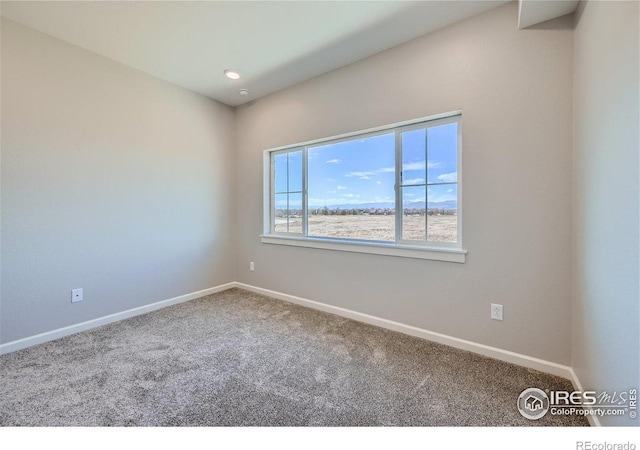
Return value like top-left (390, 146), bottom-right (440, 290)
top-left (275, 122), bottom-right (458, 209)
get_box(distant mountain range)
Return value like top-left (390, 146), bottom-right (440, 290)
top-left (309, 200), bottom-right (457, 210)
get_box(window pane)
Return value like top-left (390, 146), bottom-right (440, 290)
top-left (274, 153), bottom-right (288, 193)
top-left (288, 151), bottom-right (303, 192)
top-left (274, 193), bottom-right (288, 233)
top-left (427, 184), bottom-right (457, 242)
top-left (288, 193), bottom-right (303, 234)
top-left (427, 123), bottom-right (457, 185)
top-left (269, 115), bottom-right (461, 248)
top-left (402, 128), bottom-right (426, 186)
top-left (402, 185), bottom-right (426, 241)
top-left (308, 133), bottom-right (395, 241)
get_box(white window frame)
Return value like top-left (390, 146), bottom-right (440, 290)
top-left (261, 111), bottom-right (466, 263)
top-left (269, 147), bottom-right (305, 236)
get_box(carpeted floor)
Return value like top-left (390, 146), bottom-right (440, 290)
top-left (0, 288), bottom-right (588, 426)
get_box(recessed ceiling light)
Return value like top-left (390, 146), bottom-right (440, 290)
top-left (224, 70), bottom-right (240, 80)
top-left (239, 89), bottom-right (249, 97)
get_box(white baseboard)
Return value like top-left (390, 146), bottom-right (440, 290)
top-left (569, 368), bottom-right (601, 427)
top-left (234, 282), bottom-right (574, 380)
top-left (1, 279), bottom-right (598, 426)
top-left (0, 280), bottom-right (577, 387)
top-left (0, 282), bottom-right (235, 355)
top-left (0, 279), bottom-right (603, 427)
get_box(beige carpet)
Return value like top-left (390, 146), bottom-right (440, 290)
top-left (0, 288), bottom-right (588, 426)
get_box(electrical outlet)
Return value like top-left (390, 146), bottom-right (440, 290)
top-left (491, 303), bottom-right (503, 321)
top-left (249, 261), bottom-right (255, 272)
top-left (71, 288), bottom-right (83, 303)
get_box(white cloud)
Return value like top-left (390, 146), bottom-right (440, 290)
top-left (327, 190), bottom-right (337, 194)
top-left (326, 159), bottom-right (341, 164)
top-left (437, 172), bottom-right (457, 182)
top-left (402, 161), bottom-right (441, 171)
top-left (342, 162), bottom-right (444, 180)
top-left (376, 181), bottom-right (382, 185)
top-left (337, 185), bottom-right (347, 190)
top-left (403, 178), bottom-right (425, 185)
top-left (345, 171), bottom-right (375, 178)
top-left (402, 162), bottom-right (425, 171)
top-left (345, 167), bottom-right (393, 179)
top-left (447, 189), bottom-right (453, 193)
top-left (343, 193), bottom-right (355, 198)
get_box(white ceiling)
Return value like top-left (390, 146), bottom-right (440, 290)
top-left (518, 0), bottom-right (579, 29)
top-left (1, 1), bottom-right (510, 106)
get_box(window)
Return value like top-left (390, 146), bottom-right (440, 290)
top-left (262, 112), bottom-right (465, 263)
top-left (273, 150), bottom-right (303, 234)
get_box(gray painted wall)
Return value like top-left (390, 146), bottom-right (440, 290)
top-left (0, 19), bottom-right (236, 343)
top-left (572, 1), bottom-right (639, 426)
top-left (235, 2), bottom-right (575, 365)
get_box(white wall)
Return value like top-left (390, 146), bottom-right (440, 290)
top-left (572, 1), bottom-right (639, 426)
top-left (0, 19), bottom-right (236, 343)
top-left (235, 2), bottom-right (575, 364)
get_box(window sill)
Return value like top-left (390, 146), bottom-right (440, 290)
top-left (260, 234), bottom-right (467, 263)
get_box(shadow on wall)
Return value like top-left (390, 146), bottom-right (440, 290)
top-left (522, 13), bottom-right (575, 31)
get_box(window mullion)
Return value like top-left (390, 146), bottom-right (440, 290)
top-left (426, 182), bottom-right (457, 186)
top-left (424, 125), bottom-right (429, 242)
top-left (303, 147), bottom-right (308, 237)
top-left (456, 116), bottom-right (462, 245)
top-left (271, 153), bottom-right (275, 234)
top-left (395, 130), bottom-right (402, 243)
top-left (286, 153), bottom-right (290, 233)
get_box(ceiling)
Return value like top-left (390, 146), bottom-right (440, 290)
top-left (518, 0), bottom-right (579, 29)
top-left (1, 1), bottom-right (511, 106)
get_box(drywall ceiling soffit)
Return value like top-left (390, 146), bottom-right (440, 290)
top-left (1, 1), bottom-right (508, 107)
top-left (518, 0), bottom-right (579, 29)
